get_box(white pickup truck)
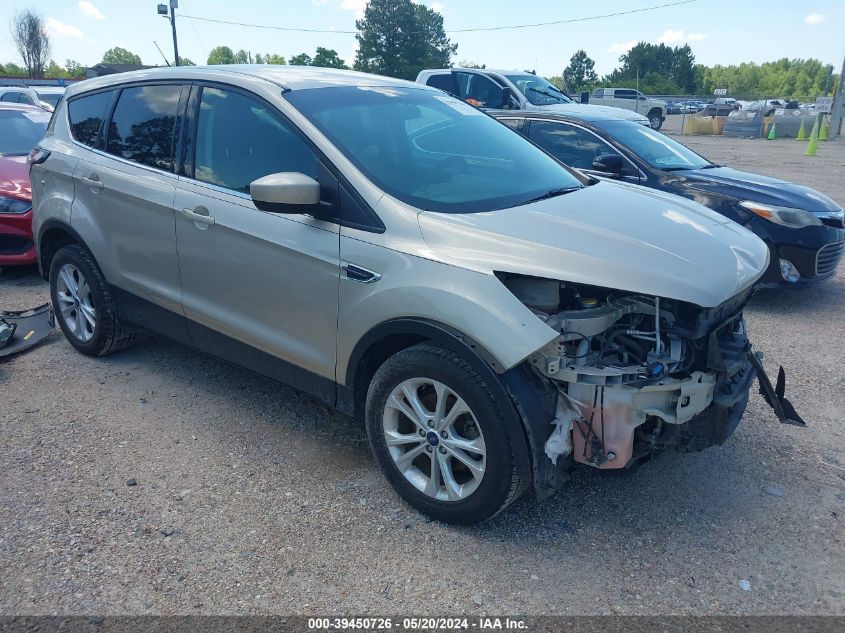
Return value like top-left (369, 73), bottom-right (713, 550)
top-left (587, 88), bottom-right (667, 130)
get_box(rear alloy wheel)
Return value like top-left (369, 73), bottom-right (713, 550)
top-left (49, 244), bottom-right (135, 356)
top-left (55, 263), bottom-right (97, 343)
top-left (366, 344), bottom-right (528, 525)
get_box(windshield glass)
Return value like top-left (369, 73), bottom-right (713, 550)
top-left (285, 86), bottom-right (584, 213)
top-left (596, 120), bottom-right (711, 170)
top-left (504, 74), bottom-right (573, 106)
top-left (0, 109), bottom-right (49, 155)
top-left (37, 92), bottom-right (63, 107)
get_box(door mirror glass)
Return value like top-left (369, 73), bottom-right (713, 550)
top-left (592, 154), bottom-right (624, 175)
top-left (250, 172), bottom-right (321, 213)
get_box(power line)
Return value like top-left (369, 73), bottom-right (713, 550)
top-left (179, 0), bottom-right (700, 36)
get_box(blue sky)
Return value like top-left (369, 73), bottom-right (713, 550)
top-left (2, 0), bottom-right (844, 76)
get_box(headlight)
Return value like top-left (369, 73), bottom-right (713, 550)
top-left (0, 195), bottom-right (31, 214)
top-left (739, 201), bottom-right (822, 228)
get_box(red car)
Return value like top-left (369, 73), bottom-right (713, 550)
top-left (0, 103), bottom-right (51, 266)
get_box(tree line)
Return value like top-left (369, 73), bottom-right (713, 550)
top-left (555, 44), bottom-right (838, 98)
top-left (4, 2), bottom-right (837, 99)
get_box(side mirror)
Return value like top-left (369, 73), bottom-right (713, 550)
top-left (592, 154), bottom-right (624, 176)
top-left (250, 172), bottom-right (321, 213)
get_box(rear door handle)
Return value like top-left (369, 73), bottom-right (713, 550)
top-left (79, 175), bottom-right (103, 190)
top-left (181, 207), bottom-right (215, 226)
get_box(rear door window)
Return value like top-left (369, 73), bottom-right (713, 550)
top-left (68, 90), bottom-right (115, 147)
top-left (1, 92), bottom-right (21, 103)
top-left (106, 84), bottom-right (182, 171)
top-left (528, 120), bottom-right (621, 170)
top-left (425, 73), bottom-right (459, 96)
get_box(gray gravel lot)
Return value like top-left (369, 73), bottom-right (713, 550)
top-left (1, 136), bottom-right (844, 616)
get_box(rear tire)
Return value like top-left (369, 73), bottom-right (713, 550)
top-left (49, 244), bottom-right (135, 357)
top-left (365, 343), bottom-right (529, 525)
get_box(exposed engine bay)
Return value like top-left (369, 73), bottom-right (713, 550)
top-left (500, 274), bottom-right (805, 475)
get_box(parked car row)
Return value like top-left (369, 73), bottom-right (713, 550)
top-left (0, 85), bottom-right (67, 112)
top-left (1, 66), bottom-right (826, 525)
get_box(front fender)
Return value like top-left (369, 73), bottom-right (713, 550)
top-left (336, 237), bottom-right (558, 385)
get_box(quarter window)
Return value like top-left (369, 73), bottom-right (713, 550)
top-left (68, 90), bottom-right (114, 147)
top-left (425, 73), bottom-right (459, 96)
top-left (1, 92), bottom-right (20, 102)
top-left (193, 87), bottom-right (317, 193)
top-left (528, 121), bottom-right (621, 170)
top-left (106, 85), bottom-right (182, 171)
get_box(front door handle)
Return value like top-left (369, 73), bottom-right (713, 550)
top-left (79, 175), bottom-right (103, 190)
top-left (181, 207), bottom-right (215, 226)
top-left (342, 262), bottom-right (381, 284)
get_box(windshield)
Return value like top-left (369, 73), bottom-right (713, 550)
top-left (504, 74), bottom-right (573, 106)
top-left (285, 86), bottom-right (584, 213)
top-left (0, 109), bottom-right (49, 156)
top-left (596, 120), bottom-right (711, 170)
top-left (37, 92), bottom-right (63, 107)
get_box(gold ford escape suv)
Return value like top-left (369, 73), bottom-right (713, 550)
top-left (30, 66), bottom-right (803, 525)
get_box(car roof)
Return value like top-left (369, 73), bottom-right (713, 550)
top-left (0, 102), bottom-right (46, 113)
top-left (488, 108), bottom-right (631, 126)
top-left (34, 86), bottom-right (67, 93)
top-left (66, 65), bottom-right (434, 99)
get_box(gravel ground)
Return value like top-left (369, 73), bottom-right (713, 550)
top-left (1, 137), bottom-right (844, 616)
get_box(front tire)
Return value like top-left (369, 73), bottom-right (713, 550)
top-left (648, 109), bottom-right (664, 130)
top-left (365, 344), bottom-right (528, 525)
top-left (49, 244), bottom-right (135, 356)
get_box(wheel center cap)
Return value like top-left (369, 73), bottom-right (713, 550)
top-left (425, 431), bottom-right (440, 447)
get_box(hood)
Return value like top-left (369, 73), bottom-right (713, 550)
top-left (539, 103), bottom-right (650, 125)
top-left (417, 181), bottom-right (769, 308)
top-left (0, 155), bottom-right (31, 201)
top-left (675, 166), bottom-right (843, 215)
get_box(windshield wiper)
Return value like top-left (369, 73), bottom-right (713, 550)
top-left (526, 187), bottom-right (581, 203)
top-left (528, 87), bottom-right (566, 102)
top-left (700, 163), bottom-right (721, 169)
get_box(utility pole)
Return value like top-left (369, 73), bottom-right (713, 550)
top-left (157, 1), bottom-right (179, 66)
top-left (830, 51), bottom-right (845, 138)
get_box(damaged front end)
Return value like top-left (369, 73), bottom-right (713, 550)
top-left (500, 274), bottom-right (804, 499)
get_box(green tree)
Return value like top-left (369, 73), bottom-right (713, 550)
top-left (261, 53), bottom-right (286, 65)
top-left (102, 47), bottom-right (142, 65)
top-left (207, 46), bottom-right (236, 65)
top-left (605, 42), bottom-right (696, 93)
top-left (65, 59), bottom-right (85, 76)
top-left (44, 59), bottom-right (69, 78)
top-left (459, 60), bottom-right (485, 69)
top-left (562, 49), bottom-right (598, 93)
top-left (234, 49), bottom-right (252, 64)
top-left (2, 62), bottom-right (28, 77)
top-left (178, 57), bottom-right (196, 66)
top-left (354, 0), bottom-right (457, 80)
top-left (312, 47), bottom-right (347, 69)
top-left (289, 53), bottom-right (312, 66)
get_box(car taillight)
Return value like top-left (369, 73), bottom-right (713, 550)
top-left (27, 146), bottom-right (51, 166)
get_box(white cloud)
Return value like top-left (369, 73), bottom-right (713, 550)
top-left (805, 13), bottom-right (826, 25)
top-left (78, 1), bottom-right (104, 20)
top-left (658, 29), bottom-right (684, 44)
top-left (341, 0), bottom-right (367, 19)
top-left (607, 40), bottom-right (637, 54)
top-left (657, 29), bottom-right (707, 44)
top-left (46, 18), bottom-right (83, 38)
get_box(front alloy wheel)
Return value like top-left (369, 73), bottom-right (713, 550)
top-left (383, 377), bottom-right (486, 501)
top-left (365, 344), bottom-right (529, 525)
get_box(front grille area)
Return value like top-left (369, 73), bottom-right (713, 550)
top-left (0, 234), bottom-right (33, 255)
top-left (816, 241), bottom-right (845, 277)
top-left (820, 216), bottom-right (845, 229)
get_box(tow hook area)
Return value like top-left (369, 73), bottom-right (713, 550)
top-left (748, 352), bottom-right (807, 427)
